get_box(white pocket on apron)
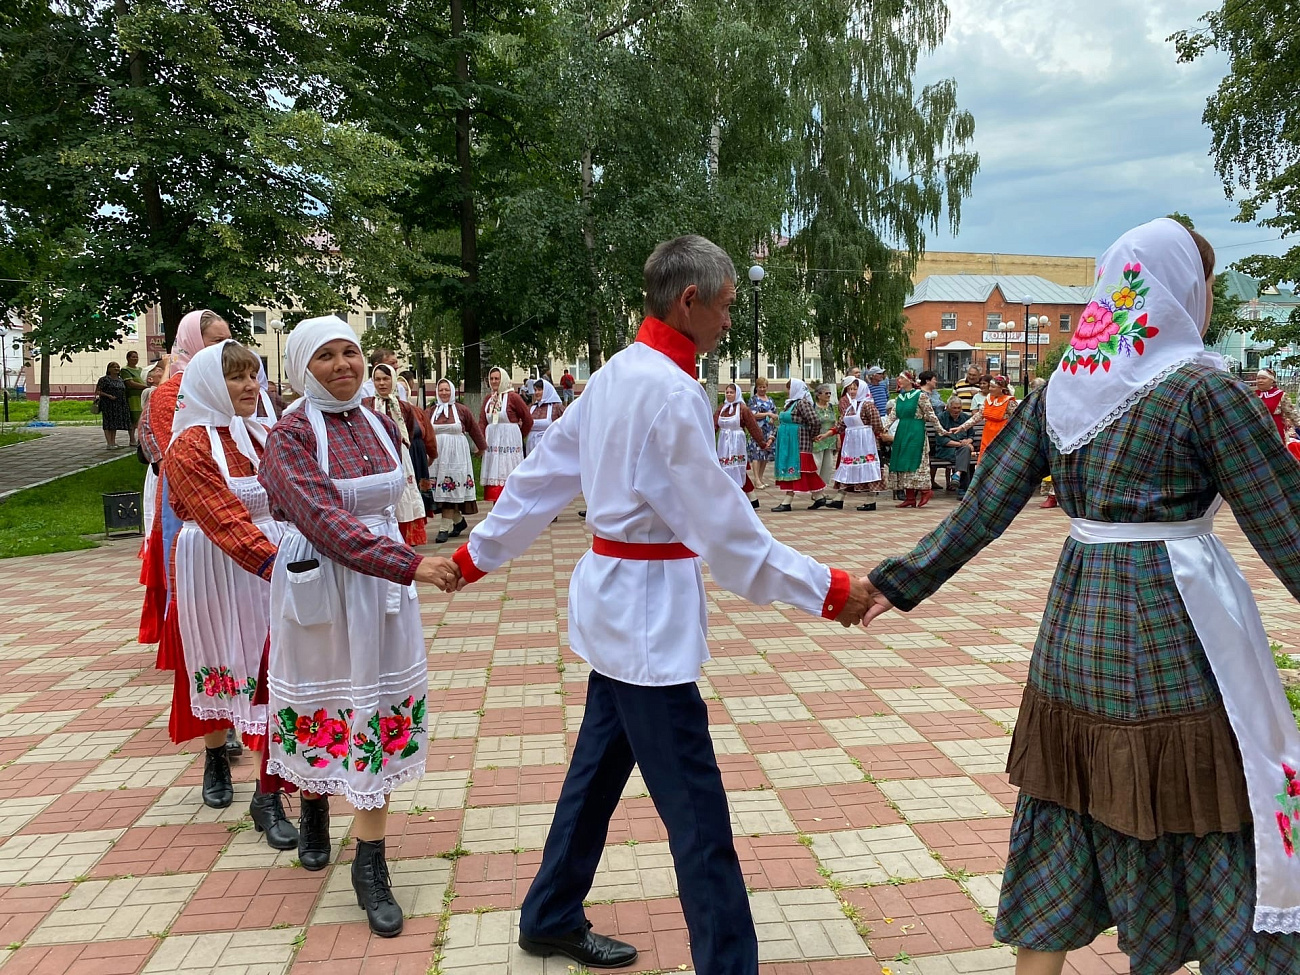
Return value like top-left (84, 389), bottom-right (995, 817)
top-left (280, 533), bottom-right (335, 627)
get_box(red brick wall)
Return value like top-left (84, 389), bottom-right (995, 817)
top-left (905, 296), bottom-right (1087, 372)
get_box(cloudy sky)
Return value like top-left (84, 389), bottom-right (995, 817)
top-left (914, 0), bottom-right (1287, 266)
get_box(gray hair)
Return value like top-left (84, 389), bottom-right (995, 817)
top-left (643, 235), bottom-right (737, 319)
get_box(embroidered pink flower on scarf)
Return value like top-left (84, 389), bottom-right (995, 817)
top-left (1072, 301), bottom-right (1119, 352)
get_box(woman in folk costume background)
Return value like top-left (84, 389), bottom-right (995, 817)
top-left (977, 375), bottom-right (1017, 454)
top-left (363, 362), bottom-right (436, 546)
top-left (811, 382), bottom-right (841, 490)
top-left (825, 374), bottom-right (887, 511)
top-left (867, 217), bottom-right (1300, 974)
top-left (1255, 368), bottom-right (1299, 442)
top-left (771, 377), bottom-right (829, 511)
top-left (138, 311), bottom-right (234, 744)
top-left (162, 340), bottom-right (296, 848)
top-left (479, 364), bottom-right (533, 502)
top-left (885, 370), bottom-right (941, 508)
top-left (258, 316), bottom-right (459, 937)
top-left (715, 382), bottom-right (770, 508)
top-left (526, 378), bottom-right (564, 455)
top-left (426, 378), bottom-right (485, 544)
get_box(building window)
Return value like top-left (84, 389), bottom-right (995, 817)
top-left (986, 354), bottom-right (1001, 373)
top-left (1007, 352), bottom-right (1021, 382)
top-left (364, 310), bottom-right (388, 330)
top-left (986, 313), bottom-right (1003, 331)
top-left (803, 357), bottom-right (822, 381)
top-left (1059, 313), bottom-right (1071, 332)
top-left (335, 310), bottom-right (351, 325)
top-left (941, 312), bottom-right (957, 331)
top-left (696, 358), bottom-right (706, 381)
top-left (767, 360), bottom-right (791, 380)
top-left (250, 311), bottom-right (267, 335)
top-left (566, 359), bottom-right (591, 381)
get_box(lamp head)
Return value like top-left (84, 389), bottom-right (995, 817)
top-left (1021, 295), bottom-right (1033, 307)
top-left (748, 265), bottom-right (766, 284)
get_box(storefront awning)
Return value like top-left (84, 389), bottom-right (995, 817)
top-left (934, 340), bottom-right (978, 351)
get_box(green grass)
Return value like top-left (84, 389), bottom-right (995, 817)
top-left (1, 399), bottom-right (96, 422)
top-left (0, 457), bottom-right (146, 559)
top-left (1273, 642), bottom-right (1300, 730)
top-left (0, 430), bottom-right (42, 448)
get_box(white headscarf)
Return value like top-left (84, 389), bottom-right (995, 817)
top-left (1046, 218), bottom-right (1221, 454)
top-left (485, 365), bottom-right (510, 415)
top-left (283, 316), bottom-right (364, 414)
top-left (788, 378), bottom-right (812, 406)
top-left (841, 376), bottom-right (861, 402)
top-left (720, 383), bottom-right (742, 417)
top-left (369, 363), bottom-right (408, 445)
top-left (533, 379), bottom-right (561, 408)
top-left (171, 341), bottom-right (267, 469)
top-left (431, 378), bottom-right (457, 422)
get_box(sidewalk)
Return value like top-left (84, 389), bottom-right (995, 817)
top-left (0, 426), bottom-right (129, 497)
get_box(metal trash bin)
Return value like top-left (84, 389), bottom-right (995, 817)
top-left (102, 491), bottom-right (144, 537)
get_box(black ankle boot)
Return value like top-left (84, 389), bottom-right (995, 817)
top-left (250, 788), bottom-right (298, 850)
top-left (450, 519), bottom-right (468, 537)
top-left (352, 838), bottom-right (404, 937)
top-left (298, 795), bottom-right (332, 871)
top-left (202, 746), bottom-right (233, 809)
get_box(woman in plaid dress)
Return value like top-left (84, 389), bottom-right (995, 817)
top-left (866, 219), bottom-right (1300, 974)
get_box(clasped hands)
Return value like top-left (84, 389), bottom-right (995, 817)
top-left (414, 556), bottom-right (465, 593)
top-left (834, 575), bottom-right (894, 628)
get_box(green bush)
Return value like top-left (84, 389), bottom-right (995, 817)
top-left (2, 399), bottom-right (97, 422)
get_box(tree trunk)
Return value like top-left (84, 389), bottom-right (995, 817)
top-left (38, 348), bottom-right (50, 423)
top-left (702, 116), bottom-right (721, 405)
top-left (581, 148), bottom-right (602, 373)
top-left (818, 325), bottom-right (838, 389)
top-left (452, 0), bottom-right (481, 407)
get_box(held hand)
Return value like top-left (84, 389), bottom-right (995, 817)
top-left (860, 577), bottom-right (895, 628)
top-left (835, 575), bottom-right (870, 628)
top-left (414, 556), bottom-right (461, 593)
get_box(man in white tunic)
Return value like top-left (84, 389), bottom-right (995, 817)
top-left (451, 235), bottom-right (868, 972)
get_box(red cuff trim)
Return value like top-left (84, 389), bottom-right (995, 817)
top-left (452, 544), bottom-right (487, 585)
top-left (821, 568), bottom-right (852, 620)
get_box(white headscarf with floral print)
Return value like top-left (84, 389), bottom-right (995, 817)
top-left (1045, 217), bottom-right (1222, 454)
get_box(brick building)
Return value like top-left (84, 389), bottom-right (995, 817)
top-left (903, 275), bottom-right (1093, 383)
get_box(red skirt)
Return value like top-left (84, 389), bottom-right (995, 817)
top-left (166, 611), bottom-right (269, 754)
top-left (399, 518), bottom-right (427, 547)
top-left (775, 451), bottom-right (825, 494)
top-left (138, 527), bottom-right (166, 646)
top-left (484, 484), bottom-right (504, 502)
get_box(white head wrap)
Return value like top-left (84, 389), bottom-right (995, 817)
top-left (721, 383), bottom-right (742, 417)
top-left (283, 316), bottom-right (364, 414)
top-left (533, 379), bottom-right (561, 408)
top-left (841, 375), bottom-right (861, 400)
top-left (369, 363), bottom-right (408, 444)
top-left (171, 340), bottom-right (267, 469)
top-left (788, 378), bottom-right (812, 406)
top-left (486, 365), bottom-right (510, 414)
top-left (1046, 218), bottom-right (1221, 454)
top-left (431, 378), bottom-right (457, 422)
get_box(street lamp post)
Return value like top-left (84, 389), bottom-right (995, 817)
top-left (748, 265), bottom-right (765, 396)
top-left (998, 321), bottom-right (1014, 376)
top-left (924, 331), bottom-right (938, 372)
top-left (1021, 296), bottom-right (1033, 396)
top-left (269, 318), bottom-right (283, 394)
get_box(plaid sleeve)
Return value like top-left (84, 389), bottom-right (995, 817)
top-left (1191, 371), bottom-right (1300, 599)
top-left (870, 390), bottom-right (1051, 611)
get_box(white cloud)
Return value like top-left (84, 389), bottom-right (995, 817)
top-left (914, 0), bottom-right (1288, 263)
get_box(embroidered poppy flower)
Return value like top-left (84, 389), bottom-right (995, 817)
top-left (1279, 811), bottom-right (1296, 856)
top-left (1289, 778), bottom-right (1300, 798)
top-left (295, 708), bottom-right (331, 745)
top-left (354, 758), bottom-right (368, 772)
top-left (378, 714), bottom-right (413, 755)
top-left (203, 672), bottom-right (224, 697)
top-left (403, 696), bottom-right (415, 709)
top-left (1071, 301), bottom-right (1119, 352)
top-left (308, 755), bottom-right (330, 769)
top-left (1285, 763), bottom-right (1296, 780)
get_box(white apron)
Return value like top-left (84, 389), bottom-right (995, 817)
top-left (716, 408), bottom-right (749, 488)
top-left (175, 428), bottom-right (281, 736)
top-left (482, 395), bottom-right (524, 492)
top-left (266, 406), bottom-right (428, 810)
top-left (835, 405), bottom-right (883, 484)
top-left (430, 413), bottom-right (476, 504)
top-left (1070, 502), bottom-right (1300, 933)
top-left (526, 411), bottom-right (553, 455)
top-left (394, 439), bottom-right (426, 525)
top-left (142, 465), bottom-right (158, 540)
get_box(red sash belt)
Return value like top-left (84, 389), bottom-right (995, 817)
top-left (592, 536), bottom-right (697, 560)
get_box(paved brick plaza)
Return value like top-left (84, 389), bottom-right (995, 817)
top-left (4, 493), bottom-right (1284, 974)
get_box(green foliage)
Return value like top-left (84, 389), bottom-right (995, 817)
top-left (1038, 342), bottom-right (1069, 378)
top-left (0, 456), bottom-right (145, 558)
top-left (1172, 4), bottom-right (1300, 352)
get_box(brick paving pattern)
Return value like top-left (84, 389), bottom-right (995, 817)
top-left (0, 488), bottom-right (1270, 972)
top-left (0, 427), bottom-right (123, 497)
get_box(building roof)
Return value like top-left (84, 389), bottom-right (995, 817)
top-left (905, 274), bottom-right (1094, 308)
top-left (1221, 267), bottom-right (1297, 305)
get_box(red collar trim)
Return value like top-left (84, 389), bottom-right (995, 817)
top-left (635, 318), bottom-right (697, 377)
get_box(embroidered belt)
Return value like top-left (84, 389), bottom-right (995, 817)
top-left (591, 536), bottom-right (697, 560)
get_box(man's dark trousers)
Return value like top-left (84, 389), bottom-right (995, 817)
top-left (519, 671), bottom-right (758, 973)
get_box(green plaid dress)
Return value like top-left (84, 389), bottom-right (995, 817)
top-left (871, 364), bottom-right (1300, 974)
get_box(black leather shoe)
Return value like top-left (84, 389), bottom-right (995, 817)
top-left (578, 509), bottom-right (587, 518)
top-left (202, 746), bottom-right (233, 809)
top-left (225, 727), bottom-right (243, 757)
top-left (298, 795), bottom-right (332, 871)
top-left (751, 499), bottom-right (761, 509)
top-left (450, 519), bottom-right (468, 537)
top-left (435, 530), bottom-right (450, 544)
top-left (856, 502), bottom-right (877, 512)
top-left (807, 497), bottom-right (829, 510)
top-left (352, 838), bottom-right (404, 937)
top-left (250, 788), bottom-right (298, 850)
top-left (826, 499), bottom-right (844, 509)
top-left (518, 922), bottom-right (638, 968)
top-left (770, 503), bottom-right (792, 512)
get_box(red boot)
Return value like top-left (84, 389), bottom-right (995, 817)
top-left (916, 489), bottom-right (934, 508)
top-left (1040, 493), bottom-right (1058, 509)
top-left (896, 490), bottom-right (917, 508)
